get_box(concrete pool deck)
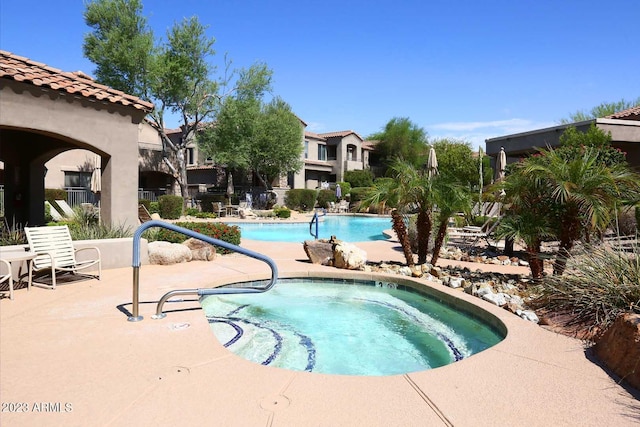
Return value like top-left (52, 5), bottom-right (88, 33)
top-left (1, 236), bottom-right (639, 426)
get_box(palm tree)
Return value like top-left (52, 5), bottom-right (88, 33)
top-left (363, 159), bottom-right (435, 265)
top-left (522, 147), bottom-right (640, 275)
top-left (431, 178), bottom-right (472, 265)
top-left (494, 163), bottom-right (555, 280)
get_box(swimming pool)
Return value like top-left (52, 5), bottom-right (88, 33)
top-left (230, 215), bottom-right (391, 242)
top-left (202, 278), bottom-right (505, 376)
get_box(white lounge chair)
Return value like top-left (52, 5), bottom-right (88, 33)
top-left (45, 201), bottom-right (64, 221)
top-left (24, 225), bottom-right (101, 289)
top-left (55, 200), bottom-right (76, 218)
top-left (0, 259), bottom-right (13, 300)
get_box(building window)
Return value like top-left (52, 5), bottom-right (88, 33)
top-left (304, 141), bottom-right (309, 159)
top-left (318, 144), bottom-right (327, 161)
top-left (187, 148), bottom-right (195, 165)
top-left (64, 171), bottom-right (92, 188)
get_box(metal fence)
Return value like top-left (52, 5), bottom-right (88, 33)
top-left (64, 188), bottom-right (98, 207)
top-left (138, 188), bottom-right (166, 202)
top-left (0, 184), bottom-right (4, 217)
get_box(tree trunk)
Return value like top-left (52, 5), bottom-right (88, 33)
top-left (430, 221), bottom-right (448, 266)
top-left (416, 208), bottom-right (432, 264)
top-left (526, 242), bottom-right (544, 281)
top-left (553, 240), bottom-right (574, 276)
top-left (504, 236), bottom-right (515, 256)
top-left (391, 209), bottom-right (414, 267)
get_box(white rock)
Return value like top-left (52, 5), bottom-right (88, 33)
top-left (148, 241), bottom-right (192, 265)
top-left (399, 266), bottom-right (413, 276)
top-left (482, 292), bottom-right (508, 306)
top-left (334, 242), bottom-right (367, 270)
top-left (448, 277), bottom-right (464, 288)
top-left (519, 259), bottom-right (530, 267)
top-left (474, 283), bottom-right (493, 297)
top-left (516, 309), bottom-right (540, 323)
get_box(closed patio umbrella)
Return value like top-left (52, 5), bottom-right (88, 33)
top-left (90, 154), bottom-right (101, 221)
top-left (426, 146), bottom-right (438, 179)
top-left (226, 172), bottom-right (234, 205)
top-left (335, 183), bottom-right (341, 199)
top-left (495, 147), bottom-right (506, 182)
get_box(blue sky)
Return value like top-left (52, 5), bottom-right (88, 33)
top-left (1, 0), bottom-right (638, 149)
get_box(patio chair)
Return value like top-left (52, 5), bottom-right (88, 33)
top-left (212, 202), bottom-right (226, 217)
top-left (24, 225), bottom-right (101, 289)
top-left (338, 200), bottom-right (349, 213)
top-left (0, 259), bottom-right (13, 300)
top-left (55, 200), bottom-right (76, 218)
top-left (45, 201), bottom-right (64, 221)
top-left (138, 204), bottom-right (153, 223)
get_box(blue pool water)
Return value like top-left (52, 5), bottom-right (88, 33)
top-left (202, 278), bottom-right (504, 376)
top-left (230, 215), bottom-right (391, 242)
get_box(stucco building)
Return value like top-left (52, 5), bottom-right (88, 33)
top-left (485, 105), bottom-right (640, 170)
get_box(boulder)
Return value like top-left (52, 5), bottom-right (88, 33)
top-left (148, 241), bottom-right (192, 265)
top-left (594, 313), bottom-right (640, 390)
top-left (303, 240), bottom-right (334, 265)
top-left (182, 238), bottom-right (217, 261)
top-left (481, 291), bottom-right (508, 307)
top-left (334, 242), bottom-right (367, 270)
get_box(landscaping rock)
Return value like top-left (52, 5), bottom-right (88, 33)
top-left (303, 240), bottom-right (334, 265)
top-left (182, 238), bottom-right (216, 261)
top-left (148, 241), bottom-right (192, 265)
top-left (516, 309), bottom-right (540, 323)
top-left (594, 313), bottom-right (640, 390)
top-left (482, 292), bottom-right (508, 307)
top-left (334, 242), bottom-right (367, 270)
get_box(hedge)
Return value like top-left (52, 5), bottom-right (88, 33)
top-left (316, 189), bottom-right (336, 209)
top-left (285, 189), bottom-right (316, 211)
top-left (344, 170), bottom-right (374, 188)
top-left (156, 222), bottom-right (241, 254)
top-left (158, 195), bottom-right (183, 219)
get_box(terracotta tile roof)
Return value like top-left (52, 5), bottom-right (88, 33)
top-left (605, 104), bottom-right (640, 120)
top-left (361, 140), bottom-right (378, 150)
top-left (0, 50), bottom-right (154, 112)
top-left (304, 131), bottom-right (326, 140)
top-left (318, 130), bottom-right (363, 140)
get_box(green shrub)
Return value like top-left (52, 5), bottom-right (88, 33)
top-left (273, 206), bottom-right (291, 219)
top-left (45, 188), bottom-right (67, 203)
top-left (0, 219), bottom-right (26, 245)
top-left (158, 195), bottom-right (184, 219)
top-left (185, 207), bottom-right (200, 216)
top-left (194, 212), bottom-right (216, 219)
top-left (149, 202), bottom-right (159, 214)
top-left (344, 170), bottom-right (374, 188)
top-left (44, 202), bottom-right (53, 223)
top-left (285, 189), bottom-right (316, 211)
top-left (67, 222), bottom-right (133, 240)
top-left (316, 189), bottom-right (336, 209)
top-left (349, 187), bottom-right (373, 203)
top-left (156, 222), bottom-right (241, 254)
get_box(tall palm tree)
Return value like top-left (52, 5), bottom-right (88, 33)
top-left (522, 147), bottom-right (640, 275)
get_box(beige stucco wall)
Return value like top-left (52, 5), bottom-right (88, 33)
top-left (0, 80), bottom-right (147, 227)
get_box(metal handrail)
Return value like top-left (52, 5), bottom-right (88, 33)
top-left (309, 212), bottom-right (319, 240)
top-left (129, 220), bottom-right (278, 322)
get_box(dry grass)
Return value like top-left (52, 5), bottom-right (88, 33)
top-left (533, 243), bottom-right (640, 332)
